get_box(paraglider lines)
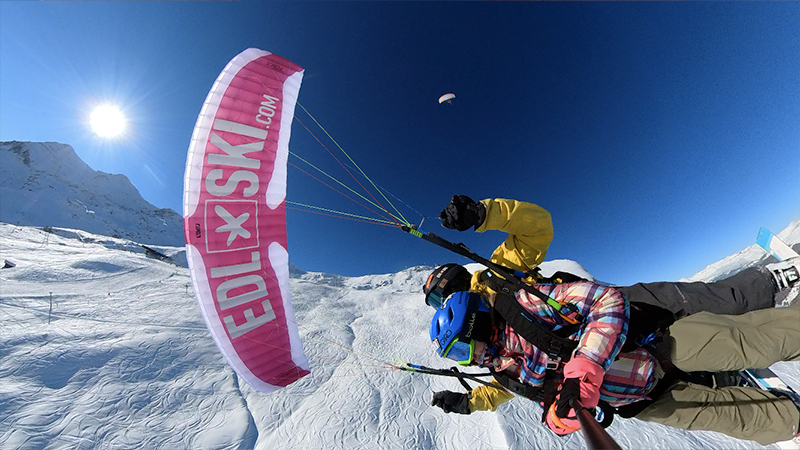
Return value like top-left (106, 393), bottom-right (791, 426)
top-left (249, 69), bottom-right (415, 230)
top-left (286, 201), bottom-right (397, 227)
top-left (295, 102), bottom-right (413, 228)
top-left (231, 313), bottom-right (401, 381)
top-left (292, 115), bottom-right (405, 227)
top-left (309, 311), bottom-right (407, 368)
top-left (287, 152), bottom-right (402, 226)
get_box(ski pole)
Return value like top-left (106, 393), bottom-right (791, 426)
top-left (402, 226), bottom-right (584, 323)
top-left (398, 363), bottom-right (502, 391)
top-left (401, 226), bottom-right (515, 277)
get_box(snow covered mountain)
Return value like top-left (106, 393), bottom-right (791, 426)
top-left (0, 141), bottom-right (183, 246)
top-left (1, 219), bottom-right (799, 450)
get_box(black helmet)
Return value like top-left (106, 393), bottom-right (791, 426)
top-left (423, 263), bottom-right (471, 309)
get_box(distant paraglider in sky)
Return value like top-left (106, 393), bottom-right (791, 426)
top-left (438, 93), bottom-right (455, 104)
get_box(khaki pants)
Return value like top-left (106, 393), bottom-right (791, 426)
top-left (636, 305), bottom-right (800, 445)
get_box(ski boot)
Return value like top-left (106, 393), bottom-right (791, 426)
top-left (768, 257), bottom-right (800, 290)
top-left (766, 257), bottom-right (800, 307)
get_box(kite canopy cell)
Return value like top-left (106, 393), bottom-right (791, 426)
top-left (438, 93), bottom-right (455, 104)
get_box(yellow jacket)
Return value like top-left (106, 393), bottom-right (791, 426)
top-left (467, 198), bottom-right (554, 412)
top-left (476, 198), bottom-right (553, 273)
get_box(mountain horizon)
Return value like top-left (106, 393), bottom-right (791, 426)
top-left (0, 140), bottom-right (184, 247)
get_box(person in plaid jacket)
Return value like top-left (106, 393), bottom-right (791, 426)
top-left (425, 196), bottom-right (800, 445)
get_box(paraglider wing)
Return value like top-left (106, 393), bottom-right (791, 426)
top-left (438, 93), bottom-right (456, 104)
top-left (183, 48), bottom-right (309, 393)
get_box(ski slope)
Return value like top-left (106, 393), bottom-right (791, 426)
top-left (1, 221), bottom-right (799, 450)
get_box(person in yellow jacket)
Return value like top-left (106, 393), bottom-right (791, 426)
top-left (424, 195), bottom-right (800, 445)
top-left (424, 195), bottom-right (788, 315)
top-left (423, 195), bottom-right (552, 305)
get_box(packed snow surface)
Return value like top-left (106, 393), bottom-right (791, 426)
top-left (1, 221), bottom-right (799, 450)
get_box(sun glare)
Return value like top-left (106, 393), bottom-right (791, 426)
top-left (90, 105), bottom-right (127, 138)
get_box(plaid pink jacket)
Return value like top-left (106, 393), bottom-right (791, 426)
top-left (486, 282), bottom-right (658, 407)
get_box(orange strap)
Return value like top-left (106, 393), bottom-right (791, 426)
top-left (547, 402), bottom-right (581, 433)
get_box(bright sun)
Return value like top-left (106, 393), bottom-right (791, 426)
top-left (90, 104), bottom-right (127, 138)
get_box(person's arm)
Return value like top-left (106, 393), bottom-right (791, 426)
top-left (569, 284), bottom-right (628, 369)
top-left (430, 380), bottom-right (514, 414)
top-left (468, 380), bottom-right (515, 412)
top-left (544, 283), bottom-right (628, 435)
top-left (478, 198), bottom-right (554, 272)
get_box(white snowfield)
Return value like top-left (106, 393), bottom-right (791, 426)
top-left (1, 221), bottom-right (799, 450)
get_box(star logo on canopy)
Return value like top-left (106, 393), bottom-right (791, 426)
top-left (214, 205), bottom-right (251, 246)
top-left (203, 200), bottom-right (259, 253)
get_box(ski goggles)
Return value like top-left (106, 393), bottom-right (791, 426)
top-left (424, 265), bottom-right (469, 309)
top-left (425, 289), bottom-right (445, 309)
top-left (434, 337), bottom-right (475, 366)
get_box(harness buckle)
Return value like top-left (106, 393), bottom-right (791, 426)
top-left (545, 355), bottom-right (561, 371)
top-left (559, 303), bottom-right (585, 324)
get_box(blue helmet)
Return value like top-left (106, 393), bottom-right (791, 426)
top-left (429, 291), bottom-right (493, 365)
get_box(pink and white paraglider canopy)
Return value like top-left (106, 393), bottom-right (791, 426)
top-left (184, 48), bottom-right (309, 392)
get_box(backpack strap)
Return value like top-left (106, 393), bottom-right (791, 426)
top-left (493, 292), bottom-right (579, 362)
top-left (491, 290), bottom-right (580, 422)
top-left (490, 367), bottom-right (545, 402)
top-left (479, 270), bottom-right (587, 422)
top-left (481, 270), bottom-right (585, 324)
top-left (622, 302), bottom-right (677, 353)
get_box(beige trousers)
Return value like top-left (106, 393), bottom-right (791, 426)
top-left (636, 305), bottom-right (800, 445)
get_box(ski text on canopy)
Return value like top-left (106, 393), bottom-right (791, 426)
top-left (205, 116), bottom-right (277, 339)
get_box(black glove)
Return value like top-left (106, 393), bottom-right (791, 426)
top-left (554, 378), bottom-right (582, 419)
top-left (439, 195), bottom-right (487, 231)
top-left (431, 391), bottom-right (471, 414)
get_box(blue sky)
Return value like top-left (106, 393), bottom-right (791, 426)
top-left (1, 2), bottom-right (798, 286)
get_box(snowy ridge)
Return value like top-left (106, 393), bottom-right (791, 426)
top-left (2, 220), bottom-right (799, 450)
top-left (683, 218), bottom-right (800, 283)
top-left (0, 141), bottom-right (183, 247)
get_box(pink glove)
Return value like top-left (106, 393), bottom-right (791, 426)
top-left (545, 356), bottom-right (605, 436)
top-left (562, 356), bottom-right (604, 409)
